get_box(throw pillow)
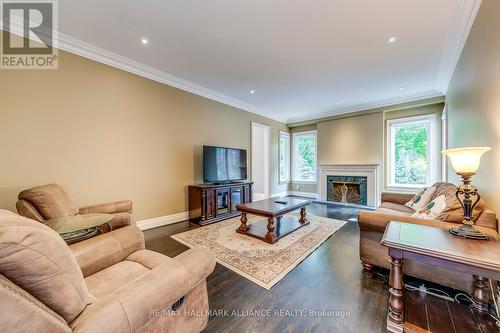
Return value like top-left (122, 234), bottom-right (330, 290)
top-left (411, 195), bottom-right (447, 220)
top-left (405, 186), bottom-right (436, 211)
top-left (432, 182), bottom-right (485, 222)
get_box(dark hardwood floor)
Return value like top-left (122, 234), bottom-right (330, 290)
top-left (144, 200), bottom-right (498, 333)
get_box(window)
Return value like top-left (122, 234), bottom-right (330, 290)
top-left (387, 115), bottom-right (437, 188)
top-left (279, 131), bottom-right (290, 183)
top-left (292, 130), bottom-right (317, 182)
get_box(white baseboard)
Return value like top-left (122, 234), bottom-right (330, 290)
top-left (137, 211), bottom-right (189, 230)
top-left (287, 191), bottom-right (320, 199)
top-left (136, 191), bottom-right (330, 231)
top-left (253, 192), bottom-right (267, 201)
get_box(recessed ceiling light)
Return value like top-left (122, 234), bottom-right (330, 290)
top-left (141, 38), bottom-right (149, 45)
top-left (250, 90), bottom-right (255, 94)
top-left (399, 86), bottom-right (405, 91)
top-left (387, 36), bottom-right (398, 44)
top-left (336, 102), bottom-right (341, 105)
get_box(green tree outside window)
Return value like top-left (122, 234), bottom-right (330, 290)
top-left (296, 134), bottom-right (316, 180)
top-left (394, 124), bottom-right (428, 185)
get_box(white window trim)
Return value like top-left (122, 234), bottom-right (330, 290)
top-left (279, 131), bottom-right (290, 184)
top-left (386, 114), bottom-right (437, 189)
top-left (292, 130), bottom-right (318, 183)
top-left (441, 105), bottom-right (447, 182)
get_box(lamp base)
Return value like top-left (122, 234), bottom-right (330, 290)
top-left (449, 224), bottom-right (489, 240)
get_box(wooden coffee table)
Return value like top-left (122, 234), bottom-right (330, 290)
top-left (236, 197), bottom-right (311, 244)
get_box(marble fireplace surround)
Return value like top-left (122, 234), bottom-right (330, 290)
top-left (318, 164), bottom-right (380, 207)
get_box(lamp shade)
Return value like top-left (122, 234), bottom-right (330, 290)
top-left (442, 147), bottom-right (491, 174)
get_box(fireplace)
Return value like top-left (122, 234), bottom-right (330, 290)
top-left (318, 164), bottom-right (379, 207)
top-left (327, 176), bottom-right (367, 205)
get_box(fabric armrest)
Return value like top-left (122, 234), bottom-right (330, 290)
top-left (174, 247), bottom-right (217, 287)
top-left (475, 208), bottom-right (498, 231)
top-left (358, 210), bottom-right (443, 233)
top-left (380, 192), bottom-right (414, 206)
top-left (359, 210), bottom-right (499, 240)
top-left (71, 248), bottom-right (216, 333)
top-left (79, 200), bottom-right (132, 215)
top-left (69, 226), bottom-right (145, 277)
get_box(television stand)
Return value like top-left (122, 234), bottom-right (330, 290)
top-left (209, 181), bottom-right (245, 185)
top-left (188, 181), bottom-right (253, 225)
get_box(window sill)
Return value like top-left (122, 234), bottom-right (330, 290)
top-left (291, 180), bottom-right (317, 185)
top-left (386, 184), bottom-right (427, 193)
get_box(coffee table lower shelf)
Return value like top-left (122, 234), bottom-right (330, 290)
top-left (236, 215), bottom-right (309, 244)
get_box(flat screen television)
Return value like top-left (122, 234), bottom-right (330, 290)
top-left (203, 146), bottom-right (247, 183)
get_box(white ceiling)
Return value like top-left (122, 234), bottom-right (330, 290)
top-left (55, 0), bottom-right (480, 123)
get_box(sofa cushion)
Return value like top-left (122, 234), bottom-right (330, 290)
top-left (85, 250), bottom-right (173, 298)
top-left (379, 202), bottom-right (415, 215)
top-left (0, 209), bottom-right (89, 323)
top-left (18, 184), bottom-right (78, 220)
top-left (431, 182), bottom-right (484, 223)
top-left (405, 186), bottom-right (436, 211)
top-left (85, 261), bottom-right (150, 299)
top-left (69, 226), bottom-right (145, 278)
top-left (375, 208), bottom-right (412, 217)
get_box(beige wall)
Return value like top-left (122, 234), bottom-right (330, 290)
top-left (318, 112), bottom-right (384, 166)
top-left (290, 102), bottom-right (444, 196)
top-left (446, 0), bottom-right (500, 213)
top-left (285, 112), bottom-right (386, 195)
top-left (0, 45), bottom-right (288, 220)
top-left (317, 112), bottom-right (384, 195)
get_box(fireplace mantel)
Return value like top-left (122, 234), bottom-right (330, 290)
top-left (318, 164), bottom-right (380, 207)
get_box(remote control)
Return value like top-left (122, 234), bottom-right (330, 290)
top-left (275, 200), bottom-right (288, 204)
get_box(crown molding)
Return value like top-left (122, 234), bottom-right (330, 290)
top-left (1, 20), bottom-right (287, 124)
top-left (2, 0), bottom-right (479, 124)
top-left (57, 33), bottom-right (288, 123)
top-left (286, 90), bottom-right (444, 125)
top-left (435, 0), bottom-right (482, 94)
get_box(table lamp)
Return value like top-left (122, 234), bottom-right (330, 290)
top-left (442, 147), bottom-right (491, 240)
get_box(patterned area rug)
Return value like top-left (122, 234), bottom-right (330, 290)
top-left (171, 213), bottom-right (346, 289)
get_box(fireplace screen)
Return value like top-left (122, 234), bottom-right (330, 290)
top-left (326, 176), bottom-right (368, 206)
top-left (330, 182), bottom-right (361, 205)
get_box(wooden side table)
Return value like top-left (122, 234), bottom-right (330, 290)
top-left (381, 221), bottom-right (500, 333)
top-left (47, 213), bottom-right (114, 245)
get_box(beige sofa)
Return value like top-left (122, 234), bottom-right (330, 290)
top-left (359, 187), bottom-right (498, 292)
top-left (0, 209), bottom-right (215, 332)
top-left (16, 183), bottom-right (133, 230)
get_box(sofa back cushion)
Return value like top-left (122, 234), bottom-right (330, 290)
top-left (0, 274), bottom-right (71, 332)
top-left (18, 184), bottom-right (78, 220)
top-left (0, 210), bottom-right (89, 323)
top-left (431, 182), bottom-right (485, 223)
top-left (16, 199), bottom-right (45, 222)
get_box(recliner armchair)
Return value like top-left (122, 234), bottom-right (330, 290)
top-left (0, 209), bottom-right (216, 332)
top-left (16, 183), bottom-right (133, 230)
